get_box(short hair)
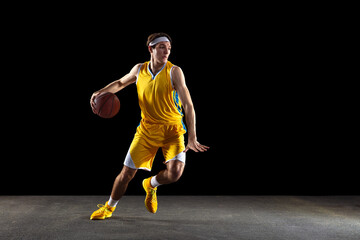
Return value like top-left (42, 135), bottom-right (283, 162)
top-left (146, 33), bottom-right (172, 48)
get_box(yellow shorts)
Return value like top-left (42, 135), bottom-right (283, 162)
top-left (124, 119), bottom-right (186, 171)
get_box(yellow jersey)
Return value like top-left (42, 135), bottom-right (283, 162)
top-left (136, 61), bottom-right (185, 128)
top-left (124, 61), bottom-right (187, 171)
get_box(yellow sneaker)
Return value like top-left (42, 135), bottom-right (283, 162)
top-left (142, 177), bottom-right (158, 213)
top-left (90, 201), bottom-right (116, 220)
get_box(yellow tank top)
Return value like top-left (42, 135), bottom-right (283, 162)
top-left (136, 61), bottom-right (185, 127)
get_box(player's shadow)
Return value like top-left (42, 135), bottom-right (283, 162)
top-left (84, 215), bottom-right (197, 226)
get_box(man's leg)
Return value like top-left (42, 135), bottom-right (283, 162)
top-left (155, 160), bottom-right (185, 185)
top-left (110, 166), bottom-right (137, 201)
top-left (90, 166), bottom-right (137, 220)
top-left (142, 160), bottom-right (185, 214)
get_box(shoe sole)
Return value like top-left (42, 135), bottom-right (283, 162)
top-left (142, 179), bottom-right (146, 191)
top-left (90, 214), bottom-right (112, 220)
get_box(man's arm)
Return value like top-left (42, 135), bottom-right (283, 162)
top-left (90, 63), bottom-right (141, 111)
top-left (172, 66), bottom-right (209, 153)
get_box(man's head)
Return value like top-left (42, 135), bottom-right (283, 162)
top-left (147, 33), bottom-right (172, 64)
top-left (146, 33), bottom-right (172, 48)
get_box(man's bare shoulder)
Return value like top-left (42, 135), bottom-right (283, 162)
top-left (130, 63), bottom-right (144, 75)
top-left (171, 65), bottom-right (184, 76)
top-left (171, 65), bottom-right (186, 89)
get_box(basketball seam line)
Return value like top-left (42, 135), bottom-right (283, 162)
top-left (108, 96), bottom-right (115, 118)
top-left (98, 94), bottom-right (112, 116)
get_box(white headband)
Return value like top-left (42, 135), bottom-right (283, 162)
top-left (149, 36), bottom-right (170, 46)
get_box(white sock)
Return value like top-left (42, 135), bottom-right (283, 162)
top-left (150, 176), bottom-right (162, 188)
top-left (108, 196), bottom-right (119, 207)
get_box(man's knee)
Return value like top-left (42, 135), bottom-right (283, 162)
top-left (167, 161), bottom-right (184, 182)
top-left (119, 166), bottom-right (137, 183)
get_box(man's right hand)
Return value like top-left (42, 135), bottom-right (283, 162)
top-left (90, 91), bottom-right (101, 113)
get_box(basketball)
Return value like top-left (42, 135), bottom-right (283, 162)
top-left (93, 92), bottom-right (120, 118)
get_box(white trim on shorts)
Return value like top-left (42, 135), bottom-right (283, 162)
top-left (123, 149), bottom-right (151, 171)
top-left (123, 149), bottom-right (186, 171)
top-left (164, 151), bottom-right (186, 164)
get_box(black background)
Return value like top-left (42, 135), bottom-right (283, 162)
top-left (1, 4), bottom-right (355, 195)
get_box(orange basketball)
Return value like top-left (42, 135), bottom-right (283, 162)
top-left (93, 92), bottom-right (120, 118)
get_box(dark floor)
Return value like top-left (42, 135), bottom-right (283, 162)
top-left (1, 195), bottom-right (360, 240)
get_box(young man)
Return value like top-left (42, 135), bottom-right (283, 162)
top-left (89, 33), bottom-right (209, 220)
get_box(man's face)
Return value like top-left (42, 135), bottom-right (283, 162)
top-left (150, 41), bottom-right (171, 63)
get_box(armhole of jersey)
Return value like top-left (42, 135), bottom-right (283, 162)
top-left (135, 64), bottom-right (143, 85)
top-left (170, 65), bottom-right (175, 89)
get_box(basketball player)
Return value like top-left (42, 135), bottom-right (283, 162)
top-left (89, 33), bottom-right (209, 219)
